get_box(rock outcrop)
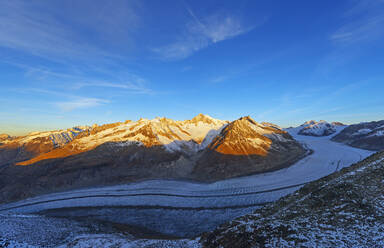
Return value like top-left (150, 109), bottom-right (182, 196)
top-left (332, 120), bottom-right (384, 151)
top-left (298, 120), bottom-right (338, 136)
top-left (200, 151), bottom-right (384, 247)
top-left (0, 115), bottom-right (305, 203)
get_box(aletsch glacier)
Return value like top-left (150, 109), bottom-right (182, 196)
top-left (0, 125), bottom-right (373, 238)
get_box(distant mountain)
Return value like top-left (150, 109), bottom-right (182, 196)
top-left (192, 116), bottom-right (305, 181)
top-left (331, 121), bottom-right (345, 126)
top-left (200, 151), bottom-right (384, 247)
top-left (0, 114), bottom-right (305, 203)
top-left (0, 126), bottom-right (91, 166)
top-left (13, 114), bottom-right (228, 166)
top-left (260, 122), bottom-right (282, 130)
top-left (332, 120), bottom-right (384, 151)
top-left (297, 120), bottom-right (340, 136)
top-left (0, 134), bottom-right (11, 143)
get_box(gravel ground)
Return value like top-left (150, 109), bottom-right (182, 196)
top-left (0, 214), bottom-right (92, 247)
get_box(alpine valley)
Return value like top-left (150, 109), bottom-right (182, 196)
top-left (0, 114), bottom-right (306, 203)
top-left (0, 115), bottom-right (384, 248)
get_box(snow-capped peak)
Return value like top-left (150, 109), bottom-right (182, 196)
top-left (190, 113), bottom-right (219, 125)
top-left (298, 120), bottom-right (337, 136)
top-left (207, 116), bottom-right (288, 156)
top-left (16, 115), bottom-right (229, 165)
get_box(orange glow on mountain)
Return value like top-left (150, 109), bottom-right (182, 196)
top-left (208, 116), bottom-right (274, 156)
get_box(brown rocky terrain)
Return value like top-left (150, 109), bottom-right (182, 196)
top-left (0, 127), bottom-right (91, 167)
top-left (0, 134), bottom-right (11, 142)
top-left (200, 151), bottom-right (384, 247)
top-left (332, 120), bottom-right (384, 151)
top-left (0, 115), bottom-right (306, 204)
top-left (192, 117), bottom-right (306, 181)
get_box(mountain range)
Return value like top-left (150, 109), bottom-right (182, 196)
top-left (1, 115), bottom-right (384, 247)
top-left (332, 120), bottom-right (384, 151)
top-left (0, 114), bottom-right (305, 203)
top-left (296, 120), bottom-right (344, 136)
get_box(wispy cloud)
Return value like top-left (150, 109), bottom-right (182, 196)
top-left (0, 1), bottom-right (140, 62)
top-left (153, 6), bottom-right (259, 60)
top-left (12, 88), bottom-right (110, 112)
top-left (315, 0), bottom-right (384, 78)
top-left (56, 97), bottom-right (109, 112)
top-left (2, 60), bottom-right (156, 95)
top-left (330, 0), bottom-right (384, 45)
top-left (210, 75), bottom-right (228, 83)
top-left (331, 15), bottom-right (384, 44)
top-left (72, 81), bottom-right (154, 94)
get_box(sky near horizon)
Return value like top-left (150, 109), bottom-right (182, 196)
top-left (0, 0), bottom-right (384, 136)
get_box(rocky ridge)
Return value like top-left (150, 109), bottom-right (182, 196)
top-left (0, 114), bottom-right (305, 203)
top-left (200, 151), bottom-right (384, 247)
top-left (297, 120), bottom-right (339, 137)
top-left (192, 117), bottom-right (305, 181)
top-left (332, 120), bottom-right (384, 151)
top-left (12, 114), bottom-right (227, 166)
top-left (0, 126), bottom-right (91, 167)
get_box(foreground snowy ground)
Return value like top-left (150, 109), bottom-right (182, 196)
top-left (0, 213), bottom-right (200, 248)
top-left (0, 127), bottom-right (374, 245)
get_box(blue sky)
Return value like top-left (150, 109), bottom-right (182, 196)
top-left (1, 0), bottom-right (384, 135)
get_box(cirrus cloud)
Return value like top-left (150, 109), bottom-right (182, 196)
top-left (153, 7), bottom-right (260, 60)
top-left (56, 97), bottom-right (109, 112)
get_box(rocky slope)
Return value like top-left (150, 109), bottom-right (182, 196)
top-left (0, 115), bottom-right (305, 204)
top-left (0, 134), bottom-right (11, 142)
top-left (332, 120), bottom-right (384, 151)
top-left (0, 126), bottom-right (91, 167)
top-left (200, 151), bottom-right (384, 247)
top-left (192, 117), bottom-right (306, 181)
top-left (12, 114), bottom-right (227, 166)
top-left (297, 120), bottom-right (340, 136)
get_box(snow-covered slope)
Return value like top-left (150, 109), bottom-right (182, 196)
top-left (0, 134), bottom-right (11, 142)
top-left (11, 126), bottom-right (91, 147)
top-left (15, 114), bottom-right (228, 165)
top-left (207, 116), bottom-right (283, 156)
top-left (200, 151), bottom-right (384, 248)
top-left (0, 213), bottom-right (201, 248)
top-left (0, 115), bottom-right (309, 204)
top-left (0, 126), bottom-right (373, 240)
top-left (0, 124), bottom-right (371, 212)
top-left (0, 126), bottom-right (91, 167)
top-left (192, 116), bottom-right (306, 180)
top-left (332, 120), bottom-right (384, 151)
top-left (296, 120), bottom-right (341, 136)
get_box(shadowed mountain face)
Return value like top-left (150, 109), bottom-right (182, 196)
top-left (332, 120), bottom-right (384, 151)
top-left (0, 115), bottom-right (306, 203)
top-left (0, 134), bottom-right (11, 143)
top-left (193, 117), bottom-right (306, 181)
top-left (0, 127), bottom-right (91, 167)
top-left (200, 151), bottom-right (384, 247)
top-left (13, 114), bottom-right (228, 166)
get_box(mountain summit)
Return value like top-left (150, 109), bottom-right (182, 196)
top-left (208, 116), bottom-right (274, 156)
top-left (12, 116), bottom-right (228, 166)
top-left (0, 115), bottom-right (306, 203)
top-left (298, 120), bottom-right (338, 136)
top-left (190, 113), bottom-right (220, 125)
top-left (193, 116), bottom-right (306, 181)
top-left (332, 120), bottom-right (384, 151)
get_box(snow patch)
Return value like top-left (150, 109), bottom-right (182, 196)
top-left (352, 128), bottom-right (372, 136)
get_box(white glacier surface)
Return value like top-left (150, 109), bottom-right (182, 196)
top-left (0, 126), bottom-right (374, 243)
